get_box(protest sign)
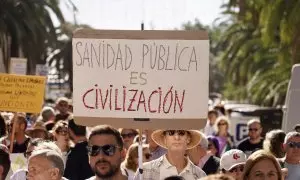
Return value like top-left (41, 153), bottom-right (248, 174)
top-left (10, 153), bottom-right (27, 173)
top-left (9, 58), bottom-right (27, 75)
top-left (73, 29), bottom-right (209, 129)
top-left (0, 74), bottom-right (46, 113)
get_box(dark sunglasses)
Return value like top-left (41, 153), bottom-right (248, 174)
top-left (87, 144), bottom-right (120, 157)
top-left (144, 153), bottom-right (152, 160)
top-left (121, 133), bottom-right (136, 139)
top-left (24, 151), bottom-right (32, 158)
top-left (287, 142), bottom-right (300, 148)
top-left (248, 128), bottom-right (259, 132)
top-left (163, 130), bottom-right (188, 136)
top-left (218, 123), bottom-right (227, 126)
top-left (229, 165), bottom-right (244, 173)
top-left (56, 129), bottom-right (68, 135)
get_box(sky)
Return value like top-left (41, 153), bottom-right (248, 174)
top-left (59, 0), bottom-right (224, 30)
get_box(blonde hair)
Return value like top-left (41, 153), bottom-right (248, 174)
top-left (242, 150), bottom-right (282, 180)
top-left (123, 143), bottom-right (149, 171)
top-left (215, 116), bottom-right (230, 132)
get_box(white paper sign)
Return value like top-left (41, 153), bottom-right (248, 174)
top-left (10, 153), bottom-right (27, 173)
top-left (73, 38), bottom-right (209, 120)
top-left (10, 58), bottom-right (27, 75)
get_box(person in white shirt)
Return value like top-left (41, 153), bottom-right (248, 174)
top-left (134, 130), bottom-right (206, 180)
top-left (203, 110), bottom-right (218, 136)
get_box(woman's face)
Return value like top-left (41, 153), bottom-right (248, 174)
top-left (208, 140), bottom-right (218, 156)
top-left (55, 127), bottom-right (69, 144)
top-left (248, 159), bottom-right (279, 180)
top-left (218, 120), bottom-right (228, 131)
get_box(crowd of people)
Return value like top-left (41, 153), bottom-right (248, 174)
top-left (0, 97), bottom-right (299, 180)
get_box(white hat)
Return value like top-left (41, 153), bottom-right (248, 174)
top-left (220, 149), bottom-right (247, 171)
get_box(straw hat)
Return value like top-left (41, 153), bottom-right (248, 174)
top-left (151, 130), bottom-right (202, 150)
top-left (26, 121), bottom-right (48, 137)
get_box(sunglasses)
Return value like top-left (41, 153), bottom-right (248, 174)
top-left (121, 133), bottom-right (136, 139)
top-left (163, 130), bottom-right (188, 136)
top-left (248, 128), bottom-right (259, 132)
top-left (57, 130), bottom-right (68, 135)
top-left (229, 165), bottom-right (244, 173)
top-left (287, 142), bottom-right (300, 148)
top-left (87, 144), bottom-right (120, 157)
top-left (218, 123), bottom-right (227, 126)
top-left (144, 153), bottom-right (152, 160)
top-left (24, 151), bottom-right (33, 158)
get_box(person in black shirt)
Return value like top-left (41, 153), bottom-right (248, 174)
top-left (64, 119), bottom-right (94, 180)
top-left (9, 113), bottom-right (30, 153)
top-left (237, 119), bottom-right (263, 156)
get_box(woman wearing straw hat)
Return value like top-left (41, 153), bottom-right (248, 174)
top-left (134, 130), bottom-right (206, 180)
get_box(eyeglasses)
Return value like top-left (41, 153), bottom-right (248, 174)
top-left (24, 151), bottom-right (33, 158)
top-left (163, 130), bottom-right (188, 136)
top-left (248, 128), bottom-right (259, 132)
top-left (229, 165), bottom-right (244, 173)
top-left (121, 133), bottom-right (136, 139)
top-left (218, 123), bottom-right (227, 126)
top-left (144, 153), bottom-right (152, 160)
top-left (87, 144), bottom-right (120, 157)
top-left (287, 142), bottom-right (300, 148)
top-left (57, 130), bottom-right (68, 136)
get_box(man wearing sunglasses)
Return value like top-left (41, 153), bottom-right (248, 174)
top-left (134, 130), bottom-right (206, 180)
top-left (283, 131), bottom-right (300, 180)
top-left (220, 149), bottom-right (246, 180)
top-left (86, 125), bottom-right (127, 180)
top-left (237, 119), bottom-right (263, 157)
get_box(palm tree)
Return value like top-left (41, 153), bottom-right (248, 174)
top-left (0, 0), bottom-right (65, 74)
top-left (217, 0), bottom-right (299, 106)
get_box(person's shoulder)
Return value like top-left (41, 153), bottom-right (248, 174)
top-left (210, 155), bottom-right (220, 164)
top-left (85, 176), bottom-right (96, 180)
top-left (143, 156), bottom-right (163, 169)
top-left (190, 160), bottom-right (207, 177)
top-left (237, 137), bottom-right (250, 146)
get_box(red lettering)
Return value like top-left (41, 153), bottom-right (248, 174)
top-left (99, 89), bottom-right (109, 109)
top-left (163, 86), bottom-right (173, 114)
top-left (148, 90), bottom-right (158, 113)
top-left (82, 89), bottom-right (95, 109)
top-left (123, 86), bottom-right (126, 112)
top-left (174, 90), bottom-right (185, 113)
top-left (137, 91), bottom-right (147, 112)
top-left (128, 89), bottom-right (138, 111)
top-left (115, 89), bottom-right (122, 110)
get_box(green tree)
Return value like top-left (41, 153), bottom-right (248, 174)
top-left (218, 0), bottom-right (299, 106)
top-left (0, 0), bottom-right (65, 74)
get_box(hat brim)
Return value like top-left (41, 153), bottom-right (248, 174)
top-left (225, 162), bottom-right (246, 171)
top-left (151, 130), bottom-right (202, 150)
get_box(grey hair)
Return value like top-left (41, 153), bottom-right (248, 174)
top-left (247, 119), bottom-right (261, 127)
top-left (41, 106), bottom-right (55, 122)
top-left (284, 131), bottom-right (300, 144)
top-left (30, 149), bottom-right (64, 176)
top-left (34, 141), bottom-right (62, 157)
top-left (199, 132), bottom-right (208, 150)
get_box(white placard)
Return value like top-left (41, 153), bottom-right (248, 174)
top-left (10, 58), bottom-right (27, 75)
top-left (73, 38), bottom-right (209, 120)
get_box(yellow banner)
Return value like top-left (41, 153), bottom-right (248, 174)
top-left (0, 73), bottom-right (46, 113)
